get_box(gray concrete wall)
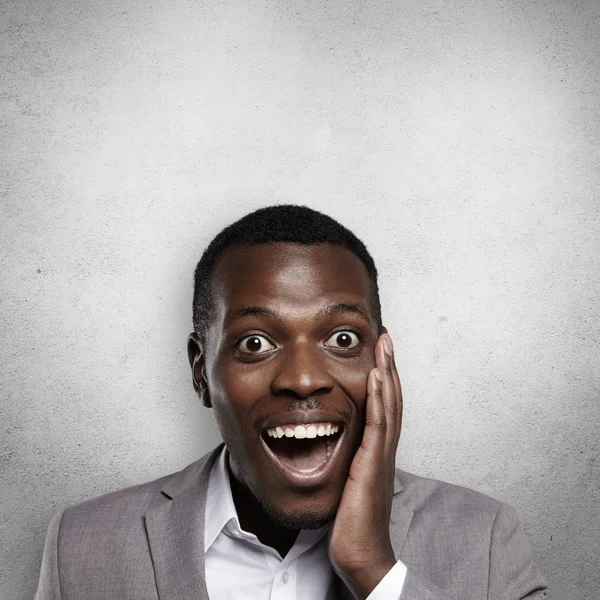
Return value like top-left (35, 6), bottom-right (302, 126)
top-left (1, 0), bottom-right (599, 598)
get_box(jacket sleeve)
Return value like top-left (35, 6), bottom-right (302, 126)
top-left (34, 510), bottom-right (64, 600)
top-left (400, 570), bottom-right (451, 600)
top-left (488, 502), bottom-right (549, 600)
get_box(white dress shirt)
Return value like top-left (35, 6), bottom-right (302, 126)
top-left (204, 447), bottom-right (407, 599)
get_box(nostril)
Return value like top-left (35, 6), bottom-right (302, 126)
top-left (270, 353), bottom-right (335, 399)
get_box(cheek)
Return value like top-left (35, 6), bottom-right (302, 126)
top-left (230, 364), bottom-right (272, 393)
top-left (334, 358), bottom-right (373, 412)
top-left (210, 361), bottom-right (270, 430)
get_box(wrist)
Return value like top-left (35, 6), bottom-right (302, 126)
top-left (335, 554), bottom-right (397, 600)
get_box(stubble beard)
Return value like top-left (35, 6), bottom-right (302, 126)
top-left (256, 489), bottom-right (337, 531)
top-left (228, 450), bottom-right (338, 531)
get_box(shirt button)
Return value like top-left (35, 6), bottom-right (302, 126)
top-left (282, 571), bottom-right (289, 584)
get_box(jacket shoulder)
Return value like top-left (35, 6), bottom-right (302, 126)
top-left (60, 448), bottom-right (219, 527)
top-left (395, 468), bottom-right (504, 518)
top-left (63, 471), bottom-right (172, 519)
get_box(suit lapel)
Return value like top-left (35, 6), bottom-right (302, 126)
top-left (390, 469), bottom-right (414, 558)
top-left (145, 446), bottom-right (222, 600)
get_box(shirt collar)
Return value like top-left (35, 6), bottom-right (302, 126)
top-left (204, 446), bottom-right (240, 551)
top-left (204, 446), bottom-right (330, 553)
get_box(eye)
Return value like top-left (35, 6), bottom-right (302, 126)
top-left (236, 334), bottom-right (276, 354)
top-left (324, 330), bottom-right (361, 350)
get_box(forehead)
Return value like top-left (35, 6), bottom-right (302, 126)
top-left (211, 243), bottom-right (373, 319)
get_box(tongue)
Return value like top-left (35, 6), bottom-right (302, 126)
top-left (268, 437), bottom-right (328, 472)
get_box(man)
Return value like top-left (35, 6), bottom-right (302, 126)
top-left (36, 205), bottom-right (548, 599)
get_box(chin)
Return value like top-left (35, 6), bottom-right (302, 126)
top-left (258, 495), bottom-right (339, 531)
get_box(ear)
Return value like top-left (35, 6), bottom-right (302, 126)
top-left (187, 332), bottom-right (212, 408)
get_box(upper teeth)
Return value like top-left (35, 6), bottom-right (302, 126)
top-left (266, 423), bottom-right (340, 439)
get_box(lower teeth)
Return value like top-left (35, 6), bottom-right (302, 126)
top-left (326, 438), bottom-right (335, 457)
top-left (297, 466), bottom-right (320, 473)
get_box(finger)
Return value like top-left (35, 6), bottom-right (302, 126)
top-left (360, 365), bottom-right (387, 455)
top-left (390, 345), bottom-right (403, 440)
top-left (378, 334), bottom-right (400, 455)
top-left (383, 334), bottom-right (403, 443)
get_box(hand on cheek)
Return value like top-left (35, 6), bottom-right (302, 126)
top-left (328, 333), bottom-right (403, 600)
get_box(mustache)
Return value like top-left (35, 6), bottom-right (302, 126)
top-left (286, 396), bottom-right (321, 411)
top-left (284, 396), bottom-right (354, 423)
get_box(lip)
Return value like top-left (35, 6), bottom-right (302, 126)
top-left (259, 425), bottom-right (346, 489)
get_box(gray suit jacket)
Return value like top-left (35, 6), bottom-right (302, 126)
top-left (35, 445), bottom-right (548, 600)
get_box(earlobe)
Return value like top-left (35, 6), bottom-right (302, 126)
top-left (187, 332), bottom-right (212, 408)
top-left (198, 374), bottom-right (212, 408)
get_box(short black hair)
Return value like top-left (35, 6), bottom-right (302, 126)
top-left (193, 204), bottom-right (382, 346)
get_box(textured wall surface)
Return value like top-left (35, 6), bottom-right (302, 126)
top-left (1, 0), bottom-right (599, 598)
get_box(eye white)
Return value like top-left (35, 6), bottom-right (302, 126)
top-left (324, 330), bottom-right (360, 349)
top-left (237, 334), bottom-right (275, 353)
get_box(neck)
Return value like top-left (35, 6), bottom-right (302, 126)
top-left (228, 467), bottom-right (299, 558)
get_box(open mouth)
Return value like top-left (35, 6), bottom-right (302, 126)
top-left (260, 422), bottom-right (344, 482)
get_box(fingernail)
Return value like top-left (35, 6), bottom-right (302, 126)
top-left (382, 335), bottom-right (393, 356)
top-left (374, 369), bottom-right (383, 382)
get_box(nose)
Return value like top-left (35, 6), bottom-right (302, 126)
top-left (270, 340), bottom-right (334, 399)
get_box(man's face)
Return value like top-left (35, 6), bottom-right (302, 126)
top-left (192, 242), bottom-right (379, 528)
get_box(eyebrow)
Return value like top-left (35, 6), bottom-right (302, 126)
top-left (318, 302), bottom-right (368, 320)
top-left (224, 302), bottom-right (369, 328)
top-left (224, 306), bottom-right (281, 328)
